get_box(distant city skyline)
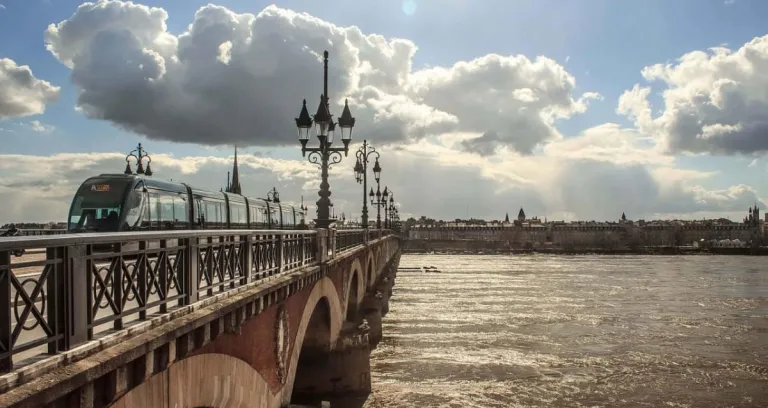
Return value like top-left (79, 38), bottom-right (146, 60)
top-left (1, 0), bottom-right (767, 225)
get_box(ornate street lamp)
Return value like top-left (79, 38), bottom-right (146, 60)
top-left (369, 185), bottom-right (388, 229)
top-left (124, 143), bottom-right (153, 176)
top-left (266, 186), bottom-right (280, 203)
top-left (295, 51), bottom-right (356, 229)
top-left (386, 190), bottom-right (395, 229)
top-left (354, 140), bottom-right (381, 229)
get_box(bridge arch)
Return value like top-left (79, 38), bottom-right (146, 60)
top-left (110, 353), bottom-right (276, 408)
top-left (282, 277), bottom-right (343, 405)
top-left (344, 260), bottom-right (365, 322)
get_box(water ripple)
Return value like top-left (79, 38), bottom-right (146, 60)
top-left (366, 255), bottom-right (768, 407)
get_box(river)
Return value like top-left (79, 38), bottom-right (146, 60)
top-left (364, 254), bottom-right (768, 407)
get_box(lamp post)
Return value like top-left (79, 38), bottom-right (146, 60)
top-left (295, 50), bottom-right (356, 229)
top-left (386, 190), bottom-right (395, 229)
top-left (369, 185), bottom-right (388, 229)
top-left (266, 187), bottom-right (280, 203)
top-left (353, 140), bottom-right (381, 229)
top-left (124, 143), bottom-right (153, 176)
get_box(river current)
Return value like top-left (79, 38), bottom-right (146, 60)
top-left (364, 255), bottom-right (768, 407)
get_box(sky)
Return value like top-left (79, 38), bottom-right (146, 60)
top-left (0, 0), bottom-right (767, 224)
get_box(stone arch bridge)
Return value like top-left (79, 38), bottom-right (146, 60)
top-left (0, 228), bottom-right (400, 407)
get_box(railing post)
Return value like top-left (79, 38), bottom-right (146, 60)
top-left (47, 246), bottom-right (64, 354)
top-left (227, 235), bottom-right (236, 290)
top-left (158, 239), bottom-right (168, 313)
top-left (242, 234), bottom-right (252, 285)
top-left (206, 237), bottom-right (214, 297)
top-left (316, 229), bottom-right (328, 263)
top-left (138, 241), bottom-right (147, 320)
top-left (68, 244), bottom-right (89, 345)
top-left (112, 243), bottom-right (124, 331)
top-left (276, 233), bottom-right (284, 272)
top-left (0, 250), bottom-right (11, 372)
top-left (299, 234), bottom-right (307, 266)
top-left (364, 228), bottom-right (370, 246)
top-left (184, 237), bottom-right (199, 306)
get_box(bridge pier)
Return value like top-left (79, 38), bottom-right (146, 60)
top-left (361, 253), bottom-right (398, 349)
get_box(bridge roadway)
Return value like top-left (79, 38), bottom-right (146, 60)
top-left (0, 228), bottom-right (401, 407)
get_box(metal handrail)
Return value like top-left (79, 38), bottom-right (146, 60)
top-left (0, 229), bottom-right (315, 251)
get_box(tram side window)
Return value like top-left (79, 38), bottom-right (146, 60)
top-left (249, 205), bottom-right (268, 228)
top-left (282, 209), bottom-right (295, 228)
top-left (122, 185), bottom-right (144, 230)
top-left (141, 193), bottom-right (160, 229)
top-left (230, 203), bottom-right (247, 228)
top-left (269, 208), bottom-right (280, 228)
top-left (158, 194), bottom-right (175, 229)
top-left (204, 200), bottom-right (225, 228)
top-left (195, 198), bottom-right (205, 227)
top-left (173, 195), bottom-right (188, 227)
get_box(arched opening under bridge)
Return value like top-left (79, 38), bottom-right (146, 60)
top-left (290, 297), bottom-right (332, 406)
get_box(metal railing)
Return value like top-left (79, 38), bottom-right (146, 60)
top-left (0, 229), bottom-right (319, 373)
top-left (335, 229), bottom-right (365, 253)
top-left (0, 229), bottom-right (67, 236)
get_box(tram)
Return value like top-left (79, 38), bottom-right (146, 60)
top-left (66, 174), bottom-right (306, 233)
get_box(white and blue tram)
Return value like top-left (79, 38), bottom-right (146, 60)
top-left (67, 174), bottom-right (305, 233)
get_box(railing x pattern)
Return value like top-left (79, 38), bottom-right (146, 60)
top-left (0, 229), bottom-right (318, 373)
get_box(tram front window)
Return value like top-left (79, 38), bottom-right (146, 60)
top-left (68, 179), bottom-right (132, 232)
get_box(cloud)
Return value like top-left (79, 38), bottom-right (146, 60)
top-left (619, 34), bottom-right (768, 155)
top-left (0, 58), bottom-right (60, 120)
top-left (25, 120), bottom-right (55, 133)
top-left (0, 144), bottom-right (761, 225)
top-left (543, 123), bottom-right (670, 166)
top-left (44, 1), bottom-right (595, 154)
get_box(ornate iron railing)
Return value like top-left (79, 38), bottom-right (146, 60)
top-left (335, 229), bottom-right (365, 253)
top-left (0, 229), bottom-right (319, 373)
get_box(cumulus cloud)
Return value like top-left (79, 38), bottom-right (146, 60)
top-left (2, 1), bottom-right (761, 225)
top-left (25, 120), bottom-right (55, 133)
top-left (44, 1), bottom-right (594, 154)
top-left (0, 58), bottom-right (60, 120)
top-left (619, 34), bottom-right (768, 155)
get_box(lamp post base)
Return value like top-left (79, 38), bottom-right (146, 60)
top-left (314, 219), bottom-right (335, 229)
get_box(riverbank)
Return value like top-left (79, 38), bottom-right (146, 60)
top-left (403, 242), bottom-right (768, 256)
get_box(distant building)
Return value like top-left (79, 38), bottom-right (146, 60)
top-left (408, 204), bottom-right (765, 248)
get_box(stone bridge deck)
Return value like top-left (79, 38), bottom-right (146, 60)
top-left (0, 228), bottom-right (401, 407)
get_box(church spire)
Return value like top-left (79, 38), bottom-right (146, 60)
top-left (517, 207), bottom-right (526, 221)
top-left (505, 213), bottom-right (509, 223)
top-left (227, 146), bottom-right (242, 195)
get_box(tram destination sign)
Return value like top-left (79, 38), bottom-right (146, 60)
top-left (90, 184), bottom-right (111, 192)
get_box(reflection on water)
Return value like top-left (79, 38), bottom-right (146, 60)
top-left (365, 255), bottom-right (768, 408)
